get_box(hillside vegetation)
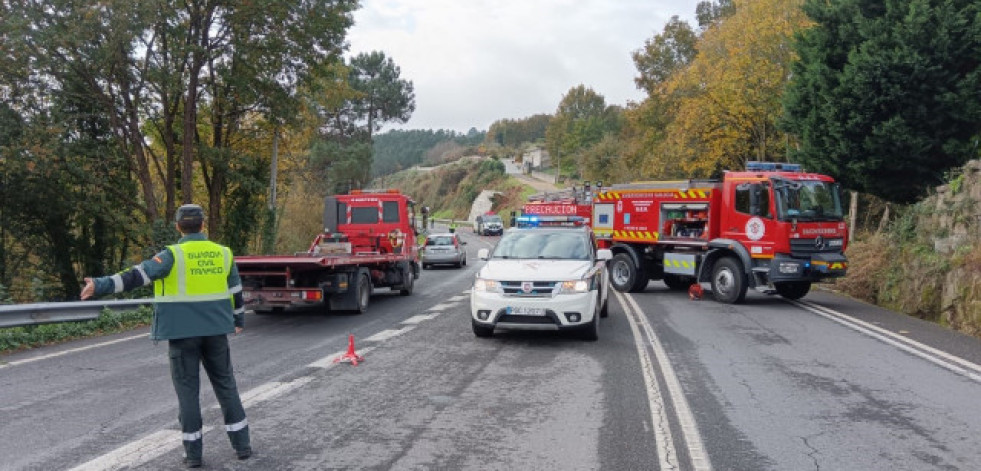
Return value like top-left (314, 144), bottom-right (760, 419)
top-left (835, 161), bottom-right (981, 336)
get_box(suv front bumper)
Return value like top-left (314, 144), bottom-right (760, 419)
top-left (470, 290), bottom-right (597, 331)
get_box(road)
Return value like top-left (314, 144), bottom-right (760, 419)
top-left (1, 227), bottom-right (980, 470)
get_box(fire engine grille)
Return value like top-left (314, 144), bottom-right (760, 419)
top-left (790, 237), bottom-right (844, 255)
top-left (500, 281), bottom-right (557, 297)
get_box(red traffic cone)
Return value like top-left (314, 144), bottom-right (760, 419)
top-left (334, 334), bottom-right (364, 366)
top-left (688, 283), bottom-right (704, 301)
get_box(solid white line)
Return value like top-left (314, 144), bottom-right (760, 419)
top-left (620, 291), bottom-right (713, 471)
top-left (67, 427), bottom-right (214, 471)
top-left (402, 313), bottom-right (440, 325)
top-left (793, 300), bottom-right (981, 383)
top-left (616, 290), bottom-right (679, 471)
top-left (363, 327), bottom-right (414, 342)
top-left (0, 333), bottom-right (147, 369)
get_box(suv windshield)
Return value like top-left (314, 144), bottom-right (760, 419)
top-left (772, 178), bottom-right (845, 222)
top-left (484, 216), bottom-right (502, 224)
top-left (492, 231), bottom-right (590, 260)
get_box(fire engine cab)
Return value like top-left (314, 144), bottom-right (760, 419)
top-left (593, 162), bottom-right (848, 303)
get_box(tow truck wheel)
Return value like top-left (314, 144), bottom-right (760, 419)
top-left (610, 253), bottom-right (648, 292)
top-left (399, 265), bottom-right (414, 296)
top-left (662, 274), bottom-right (691, 291)
top-left (711, 256), bottom-right (748, 304)
top-left (355, 274), bottom-right (371, 313)
top-left (775, 281), bottom-right (811, 300)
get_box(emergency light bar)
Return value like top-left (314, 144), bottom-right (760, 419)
top-left (746, 161), bottom-right (802, 172)
top-left (515, 215), bottom-right (585, 228)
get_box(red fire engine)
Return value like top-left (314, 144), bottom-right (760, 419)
top-left (590, 162), bottom-right (848, 303)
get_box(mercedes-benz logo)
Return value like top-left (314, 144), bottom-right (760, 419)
top-left (814, 235), bottom-right (826, 250)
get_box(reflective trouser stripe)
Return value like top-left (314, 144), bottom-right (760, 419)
top-left (182, 430), bottom-right (203, 441)
top-left (225, 418), bottom-right (248, 432)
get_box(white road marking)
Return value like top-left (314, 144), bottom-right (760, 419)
top-left (0, 333), bottom-right (147, 369)
top-left (402, 313), bottom-right (441, 325)
top-left (428, 303), bottom-right (456, 312)
top-left (448, 295), bottom-right (467, 302)
top-left (618, 290), bottom-right (713, 471)
top-left (67, 427), bottom-right (213, 471)
top-left (793, 300), bottom-right (981, 383)
top-left (616, 290), bottom-right (679, 471)
top-left (363, 327), bottom-right (414, 342)
top-left (241, 377), bottom-right (315, 408)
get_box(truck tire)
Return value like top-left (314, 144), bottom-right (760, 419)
top-left (609, 253), bottom-right (648, 293)
top-left (399, 265), bottom-right (414, 296)
top-left (472, 320), bottom-right (494, 338)
top-left (355, 273), bottom-right (371, 313)
top-left (710, 256), bottom-right (748, 304)
top-left (775, 281), bottom-right (810, 300)
top-left (662, 273), bottom-right (692, 291)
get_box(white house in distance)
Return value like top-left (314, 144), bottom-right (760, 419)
top-left (522, 146), bottom-right (550, 169)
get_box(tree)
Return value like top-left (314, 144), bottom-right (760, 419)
top-left (347, 51), bottom-right (416, 138)
top-left (696, 0), bottom-right (736, 29)
top-left (783, 0), bottom-right (981, 204)
top-left (632, 16), bottom-right (698, 95)
top-left (657, 0), bottom-right (809, 176)
top-left (545, 85), bottom-right (621, 178)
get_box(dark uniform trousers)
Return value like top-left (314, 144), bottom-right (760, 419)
top-left (168, 335), bottom-right (250, 459)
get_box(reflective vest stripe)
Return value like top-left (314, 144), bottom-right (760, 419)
top-left (225, 418), bottom-right (248, 432)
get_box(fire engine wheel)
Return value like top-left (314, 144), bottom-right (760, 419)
top-left (610, 253), bottom-right (648, 293)
top-left (355, 274), bottom-right (371, 313)
top-left (775, 281), bottom-right (811, 300)
top-left (662, 274), bottom-right (692, 291)
top-left (710, 256), bottom-right (748, 304)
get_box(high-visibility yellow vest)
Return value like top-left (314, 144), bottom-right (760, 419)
top-left (155, 240), bottom-right (233, 304)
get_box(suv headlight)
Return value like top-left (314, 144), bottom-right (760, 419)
top-left (559, 280), bottom-right (589, 293)
top-left (474, 278), bottom-right (502, 293)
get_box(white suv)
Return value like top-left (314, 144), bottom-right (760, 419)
top-left (470, 221), bottom-right (611, 340)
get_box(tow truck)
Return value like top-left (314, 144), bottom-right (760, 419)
top-left (236, 189), bottom-right (420, 313)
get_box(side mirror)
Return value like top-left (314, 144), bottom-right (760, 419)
top-left (478, 248), bottom-right (489, 260)
top-left (597, 249), bottom-right (613, 261)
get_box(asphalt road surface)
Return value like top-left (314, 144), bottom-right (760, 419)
top-left (2, 227), bottom-right (979, 470)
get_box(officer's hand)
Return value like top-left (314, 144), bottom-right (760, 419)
top-left (235, 327), bottom-right (243, 335)
top-left (80, 277), bottom-right (95, 300)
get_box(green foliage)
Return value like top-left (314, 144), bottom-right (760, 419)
top-left (783, 0), bottom-right (981, 204)
top-left (0, 307), bottom-right (153, 354)
top-left (632, 16), bottom-right (698, 95)
top-left (371, 129), bottom-right (485, 177)
top-left (486, 115), bottom-right (551, 148)
top-left (347, 51), bottom-right (416, 134)
top-left (546, 85), bottom-right (623, 180)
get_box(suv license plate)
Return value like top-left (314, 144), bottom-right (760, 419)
top-left (510, 306), bottom-right (546, 316)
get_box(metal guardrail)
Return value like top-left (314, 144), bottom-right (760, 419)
top-left (0, 299), bottom-right (153, 329)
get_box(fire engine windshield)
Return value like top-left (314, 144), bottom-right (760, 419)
top-left (772, 178), bottom-right (845, 222)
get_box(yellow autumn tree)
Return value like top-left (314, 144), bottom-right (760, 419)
top-left (656, 0), bottom-right (811, 176)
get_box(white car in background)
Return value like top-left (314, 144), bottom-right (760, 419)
top-left (470, 218), bottom-right (611, 340)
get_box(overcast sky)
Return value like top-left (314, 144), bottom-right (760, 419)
top-left (347, 0), bottom-right (701, 134)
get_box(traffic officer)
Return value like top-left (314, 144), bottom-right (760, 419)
top-left (81, 204), bottom-right (251, 468)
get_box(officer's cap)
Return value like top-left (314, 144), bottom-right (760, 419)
top-left (176, 204), bottom-right (205, 224)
